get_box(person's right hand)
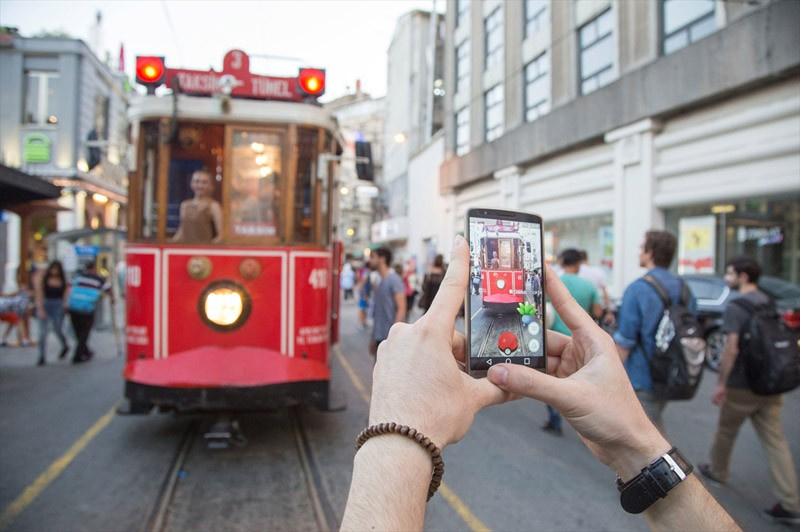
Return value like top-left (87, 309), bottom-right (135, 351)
top-left (487, 264), bottom-right (670, 481)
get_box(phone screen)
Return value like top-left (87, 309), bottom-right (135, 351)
top-left (466, 208), bottom-right (546, 376)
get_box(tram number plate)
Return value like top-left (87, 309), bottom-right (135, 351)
top-left (308, 268), bottom-right (328, 289)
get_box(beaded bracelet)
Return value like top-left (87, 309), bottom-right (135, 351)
top-left (355, 422), bottom-right (444, 501)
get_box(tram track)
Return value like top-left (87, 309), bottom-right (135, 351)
top-left (143, 408), bottom-right (337, 532)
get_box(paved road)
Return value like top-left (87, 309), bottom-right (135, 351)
top-left (1, 297), bottom-right (798, 531)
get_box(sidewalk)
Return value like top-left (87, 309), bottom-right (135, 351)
top-left (0, 301), bottom-right (126, 369)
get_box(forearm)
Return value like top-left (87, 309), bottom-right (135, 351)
top-left (644, 475), bottom-right (739, 531)
top-left (340, 436), bottom-right (430, 531)
top-left (717, 339), bottom-right (738, 386)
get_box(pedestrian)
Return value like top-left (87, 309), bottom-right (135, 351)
top-left (356, 262), bottom-right (372, 329)
top-left (402, 260), bottom-right (419, 321)
top-left (171, 168), bottom-right (222, 244)
top-left (530, 268), bottom-right (542, 313)
top-left (490, 250), bottom-right (500, 269)
top-left (698, 256), bottom-right (800, 525)
top-left (578, 250), bottom-right (615, 327)
top-left (34, 260), bottom-right (70, 365)
top-left (341, 262), bottom-right (356, 301)
top-left (418, 254), bottom-right (446, 314)
top-left (369, 247), bottom-right (406, 355)
top-left (613, 230), bottom-right (697, 433)
top-left (542, 249), bottom-right (602, 435)
top-left (340, 236), bottom-right (737, 532)
top-left (0, 266), bottom-right (34, 347)
top-left (66, 260), bottom-right (113, 363)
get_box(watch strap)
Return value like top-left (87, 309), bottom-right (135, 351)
top-left (616, 447), bottom-right (693, 514)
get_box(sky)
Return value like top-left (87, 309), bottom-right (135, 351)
top-left (0, 0), bottom-right (444, 101)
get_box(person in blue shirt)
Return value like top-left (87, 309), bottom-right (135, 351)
top-left (613, 230), bottom-right (697, 433)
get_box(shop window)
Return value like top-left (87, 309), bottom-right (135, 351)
top-left (662, 0), bottom-right (716, 55)
top-left (545, 214), bottom-right (615, 291)
top-left (456, 0), bottom-right (471, 29)
top-left (24, 71), bottom-right (60, 125)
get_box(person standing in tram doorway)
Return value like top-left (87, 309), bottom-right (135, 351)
top-left (66, 260), bottom-right (113, 364)
top-left (369, 247), bottom-right (406, 355)
top-left (171, 168), bottom-right (222, 244)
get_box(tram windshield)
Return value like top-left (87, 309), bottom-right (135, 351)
top-left (481, 237), bottom-right (523, 270)
top-left (130, 120), bottom-right (333, 246)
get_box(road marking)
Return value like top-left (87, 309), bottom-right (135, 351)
top-left (334, 345), bottom-right (491, 532)
top-left (471, 306), bottom-right (483, 320)
top-left (0, 404), bottom-right (117, 529)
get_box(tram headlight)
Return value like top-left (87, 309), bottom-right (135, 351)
top-left (199, 281), bottom-right (252, 331)
top-left (496, 279), bottom-right (506, 290)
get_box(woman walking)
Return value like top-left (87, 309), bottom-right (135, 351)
top-left (36, 260), bottom-right (69, 365)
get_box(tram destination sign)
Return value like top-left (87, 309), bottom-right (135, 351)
top-left (164, 50), bottom-right (303, 102)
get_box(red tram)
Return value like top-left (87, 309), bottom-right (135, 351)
top-left (479, 222), bottom-right (525, 311)
top-left (122, 50), bottom-right (343, 413)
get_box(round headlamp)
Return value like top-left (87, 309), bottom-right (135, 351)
top-left (496, 278), bottom-right (506, 290)
top-left (198, 280), bottom-right (251, 331)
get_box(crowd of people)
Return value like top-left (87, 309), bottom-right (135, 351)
top-left (341, 228), bottom-right (800, 528)
top-left (0, 259), bottom-right (113, 365)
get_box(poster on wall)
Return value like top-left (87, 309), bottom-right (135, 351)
top-left (678, 215), bottom-right (716, 274)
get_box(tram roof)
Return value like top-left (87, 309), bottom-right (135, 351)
top-left (128, 94), bottom-right (339, 132)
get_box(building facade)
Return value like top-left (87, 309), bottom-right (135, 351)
top-left (442, 0), bottom-right (800, 295)
top-left (325, 87), bottom-right (385, 262)
top-left (0, 28), bottom-right (130, 290)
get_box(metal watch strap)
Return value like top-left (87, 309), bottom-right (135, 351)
top-left (616, 447), bottom-right (693, 514)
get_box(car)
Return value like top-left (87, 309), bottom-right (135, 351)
top-left (681, 273), bottom-right (800, 371)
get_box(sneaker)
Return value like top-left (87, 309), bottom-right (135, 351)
top-left (761, 503), bottom-right (800, 525)
top-left (698, 463), bottom-right (724, 486)
top-left (59, 346), bottom-right (69, 359)
top-left (540, 422), bottom-right (563, 436)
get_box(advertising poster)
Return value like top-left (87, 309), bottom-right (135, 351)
top-left (678, 215), bottom-right (716, 274)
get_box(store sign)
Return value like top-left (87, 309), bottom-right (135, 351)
top-left (23, 133), bottom-right (51, 163)
top-left (74, 245), bottom-right (100, 256)
top-left (678, 215), bottom-right (716, 274)
top-left (737, 226), bottom-right (784, 246)
top-left (165, 50), bottom-right (300, 101)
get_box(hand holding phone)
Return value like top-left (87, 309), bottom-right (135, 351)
top-left (465, 208), bottom-right (547, 377)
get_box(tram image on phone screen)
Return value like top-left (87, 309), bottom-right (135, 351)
top-left (466, 208), bottom-right (546, 377)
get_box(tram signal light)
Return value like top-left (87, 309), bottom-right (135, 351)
top-left (136, 56), bottom-right (166, 94)
top-left (355, 141), bottom-right (374, 182)
top-left (298, 68), bottom-right (325, 98)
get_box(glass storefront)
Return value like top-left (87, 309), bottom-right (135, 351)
top-left (665, 194), bottom-right (800, 283)
top-left (545, 213), bottom-right (614, 290)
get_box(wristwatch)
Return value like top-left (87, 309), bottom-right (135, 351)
top-left (616, 447), bottom-right (693, 514)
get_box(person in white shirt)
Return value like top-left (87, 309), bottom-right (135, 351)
top-left (578, 250), bottom-right (615, 327)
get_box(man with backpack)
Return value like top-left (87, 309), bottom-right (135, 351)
top-left (613, 230), bottom-right (700, 432)
top-left (699, 256), bottom-right (800, 525)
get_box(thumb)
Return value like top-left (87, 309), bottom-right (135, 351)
top-left (487, 364), bottom-right (573, 410)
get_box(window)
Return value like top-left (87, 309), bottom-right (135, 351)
top-left (294, 128), bottom-right (319, 243)
top-left (579, 9), bottom-right (615, 95)
top-left (524, 0), bottom-right (549, 39)
top-left (484, 84), bottom-right (504, 142)
top-left (662, 0), bottom-right (716, 55)
top-left (24, 72), bottom-right (60, 125)
top-left (230, 130), bottom-right (283, 238)
top-left (456, 0), bottom-right (471, 29)
top-left (524, 52), bottom-right (550, 122)
top-left (456, 107), bottom-right (470, 156)
top-left (484, 6), bottom-right (504, 70)
top-left (456, 40), bottom-right (471, 95)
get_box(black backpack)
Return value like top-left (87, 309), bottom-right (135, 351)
top-left (644, 275), bottom-right (706, 400)
top-left (731, 297), bottom-right (800, 396)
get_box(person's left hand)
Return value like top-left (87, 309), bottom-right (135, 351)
top-left (368, 236), bottom-right (509, 448)
top-left (712, 383), bottom-right (727, 406)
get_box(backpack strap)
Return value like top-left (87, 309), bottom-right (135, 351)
top-left (729, 296), bottom-right (773, 316)
top-left (643, 275), bottom-right (671, 307)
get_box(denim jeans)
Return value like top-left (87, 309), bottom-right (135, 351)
top-left (38, 298), bottom-right (68, 360)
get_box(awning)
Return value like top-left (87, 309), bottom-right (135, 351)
top-left (0, 164), bottom-right (61, 210)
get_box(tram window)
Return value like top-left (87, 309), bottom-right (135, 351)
top-left (141, 122), bottom-right (160, 241)
top-left (230, 130), bottom-right (282, 238)
top-left (294, 128), bottom-right (318, 243)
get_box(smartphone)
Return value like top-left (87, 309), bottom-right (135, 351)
top-left (465, 208), bottom-right (546, 377)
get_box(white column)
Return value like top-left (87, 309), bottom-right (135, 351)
top-left (493, 165), bottom-right (521, 210)
top-left (605, 118), bottom-right (662, 292)
top-left (3, 213), bottom-right (21, 292)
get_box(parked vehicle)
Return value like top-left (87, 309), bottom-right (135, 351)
top-left (681, 274), bottom-right (800, 371)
